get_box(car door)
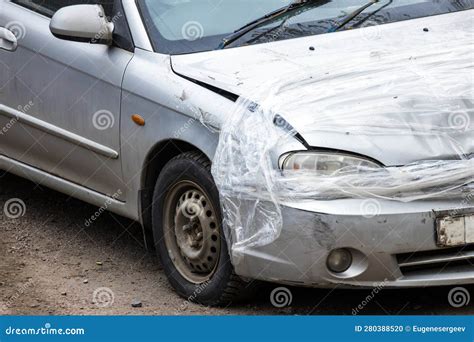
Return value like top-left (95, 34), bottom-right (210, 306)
top-left (0, 0), bottom-right (133, 199)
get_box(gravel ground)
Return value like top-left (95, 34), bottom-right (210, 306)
top-left (0, 172), bottom-right (472, 315)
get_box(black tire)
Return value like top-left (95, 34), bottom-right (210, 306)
top-left (152, 151), bottom-right (248, 306)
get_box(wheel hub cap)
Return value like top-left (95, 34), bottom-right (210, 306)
top-left (165, 183), bottom-right (221, 283)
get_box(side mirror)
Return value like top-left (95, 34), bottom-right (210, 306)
top-left (50, 5), bottom-right (114, 44)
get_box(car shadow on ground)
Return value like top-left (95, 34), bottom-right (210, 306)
top-left (0, 171), bottom-right (471, 315)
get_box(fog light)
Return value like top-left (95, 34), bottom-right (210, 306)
top-left (327, 249), bottom-right (352, 273)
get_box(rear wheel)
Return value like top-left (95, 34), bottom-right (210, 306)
top-left (152, 151), bottom-right (248, 306)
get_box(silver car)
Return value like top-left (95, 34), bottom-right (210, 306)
top-left (1, 0), bottom-right (473, 305)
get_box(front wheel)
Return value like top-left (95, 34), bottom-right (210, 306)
top-left (152, 151), bottom-right (248, 306)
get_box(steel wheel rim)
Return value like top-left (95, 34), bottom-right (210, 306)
top-left (163, 180), bottom-right (221, 284)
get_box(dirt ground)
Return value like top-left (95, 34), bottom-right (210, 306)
top-left (0, 172), bottom-right (472, 315)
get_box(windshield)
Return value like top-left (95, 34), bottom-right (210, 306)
top-left (137, 0), bottom-right (474, 54)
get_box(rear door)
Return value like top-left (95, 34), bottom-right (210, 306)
top-left (0, 0), bottom-right (133, 199)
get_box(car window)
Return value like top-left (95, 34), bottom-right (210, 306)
top-left (11, 0), bottom-right (114, 17)
top-left (138, 0), bottom-right (474, 54)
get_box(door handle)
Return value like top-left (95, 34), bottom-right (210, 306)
top-left (0, 27), bottom-right (18, 52)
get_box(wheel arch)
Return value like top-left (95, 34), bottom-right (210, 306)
top-left (139, 139), bottom-right (213, 248)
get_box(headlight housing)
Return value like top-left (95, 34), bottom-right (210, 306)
top-left (279, 151), bottom-right (381, 175)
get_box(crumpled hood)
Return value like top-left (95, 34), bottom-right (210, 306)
top-left (172, 10), bottom-right (474, 166)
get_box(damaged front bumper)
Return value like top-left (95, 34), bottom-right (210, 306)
top-left (203, 11), bottom-right (474, 289)
top-left (231, 198), bottom-right (474, 288)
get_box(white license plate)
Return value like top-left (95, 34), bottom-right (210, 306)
top-left (437, 214), bottom-right (474, 247)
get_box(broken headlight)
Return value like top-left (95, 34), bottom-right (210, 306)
top-left (279, 151), bottom-right (381, 175)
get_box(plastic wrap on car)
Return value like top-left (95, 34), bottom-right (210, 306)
top-left (180, 18), bottom-right (474, 257)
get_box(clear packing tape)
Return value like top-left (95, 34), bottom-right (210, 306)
top-left (203, 23), bottom-right (474, 254)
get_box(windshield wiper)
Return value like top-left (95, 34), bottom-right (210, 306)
top-left (218, 0), bottom-right (320, 49)
top-left (328, 0), bottom-right (380, 32)
top-left (349, 0), bottom-right (393, 30)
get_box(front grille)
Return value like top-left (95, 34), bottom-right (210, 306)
top-left (397, 245), bottom-right (474, 275)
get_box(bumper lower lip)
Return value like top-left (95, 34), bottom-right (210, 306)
top-left (231, 198), bottom-right (474, 288)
